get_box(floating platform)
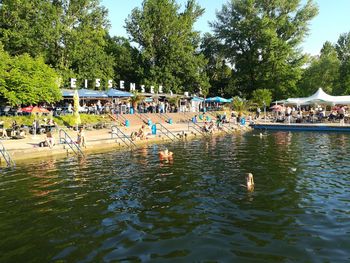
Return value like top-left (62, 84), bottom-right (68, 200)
top-left (251, 123), bottom-right (350, 132)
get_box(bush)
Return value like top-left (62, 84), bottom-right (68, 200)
top-left (0, 114), bottom-right (109, 128)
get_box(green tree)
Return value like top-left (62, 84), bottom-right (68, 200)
top-left (0, 50), bottom-right (61, 106)
top-left (0, 43), bottom-right (10, 87)
top-left (125, 0), bottom-right (210, 94)
top-left (0, 0), bottom-right (56, 58)
top-left (200, 33), bottom-right (236, 97)
top-left (0, 0), bottom-right (114, 88)
top-left (299, 41), bottom-right (340, 96)
top-left (51, 0), bottom-right (114, 88)
top-left (105, 35), bottom-right (142, 86)
top-left (335, 32), bottom-right (350, 95)
top-left (251, 89), bottom-right (272, 107)
top-left (211, 0), bottom-right (318, 99)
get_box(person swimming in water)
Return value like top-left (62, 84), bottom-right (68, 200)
top-left (246, 173), bottom-right (254, 192)
top-left (159, 148), bottom-right (173, 160)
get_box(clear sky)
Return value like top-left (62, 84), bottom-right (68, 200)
top-left (101, 0), bottom-right (350, 55)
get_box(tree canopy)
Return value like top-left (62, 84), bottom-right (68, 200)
top-left (299, 42), bottom-right (340, 96)
top-left (0, 0), bottom-right (114, 89)
top-left (336, 33), bottom-right (350, 95)
top-left (125, 0), bottom-right (210, 94)
top-left (211, 0), bottom-right (318, 99)
top-left (0, 47), bottom-right (61, 106)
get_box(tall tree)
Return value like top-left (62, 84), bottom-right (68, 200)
top-left (125, 0), bottom-right (210, 94)
top-left (299, 41), bottom-right (340, 96)
top-left (335, 32), bottom-right (350, 95)
top-left (105, 35), bottom-right (142, 87)
top-left (0, 0), bottom-right (114, 89)
top-left (211, 0), bottom-right (318, 99)
top-left (0, 0), bottom-right (56, 58)
top-left (200, 33), bottom-right (236, 97)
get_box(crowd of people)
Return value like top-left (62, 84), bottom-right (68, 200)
top-left (0, 120), bottom-right (27, 139)
top-left (271, 105), bottom-right (348, 124)
top-left (58, 99), bottom-right (181, 116)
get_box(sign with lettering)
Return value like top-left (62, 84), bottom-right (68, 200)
top-left (68, 78), bottom-right (187, 96)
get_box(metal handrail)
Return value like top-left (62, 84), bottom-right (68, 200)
top-left (116, 113), bottom-right (128, 123)
top-left (0, 140), bottom-right (15, 167)
top-left (206, 111), bottom-right (220, 120)
top-left (158, 112), bottom-right (171, 122)
top-left (111, 125), bottom-right (137, 149)
top-left (135, 112), bottom-right (150, 124)
top-left (187, 121), bottom-right (206, 135)
top-left (218, 123), bottom-right (231, 134)
top-left (59, 129), bottom-right (85, 156)
top-left (155, 123), bottom-right (179, 141)
top-left (223, 121), bottom-right (238, 131)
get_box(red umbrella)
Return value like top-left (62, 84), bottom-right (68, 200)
top-left (20, 106), bottom-right (49, 114)
top-left (20, 106), bottom-right (34, 113)
top-left (270, 105), bottom-right (282, 111)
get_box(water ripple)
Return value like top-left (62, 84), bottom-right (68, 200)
top-left (0, 131), bottom-right (350, 262)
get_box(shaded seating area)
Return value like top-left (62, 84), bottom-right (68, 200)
top-left (270, 88), bottom-right (350, 125)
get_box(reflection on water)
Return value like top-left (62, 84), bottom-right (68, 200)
top-left (1, 131), bottom-right (350, 262)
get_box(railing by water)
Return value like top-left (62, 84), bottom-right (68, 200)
top-left (187, 121), bottom-right (205, 135)
top-left (206, 111), bottom-right (219, 120)
top-left (111, 125), bottom-right (137, 149)
top-left (158, 112), bottom-right (171, 123)
top-left (116, 113), bottom-right (128, 124)
top-left (155, 123), bottom-right (180, 142)
top-left (218, 123), bottom-right (232, 134)
top-left (135, 113), bottom-right (150, 124)
top-left (0, 140), bottom-right (15, 167)
top-left (59, 129), bottom-right (85, 157)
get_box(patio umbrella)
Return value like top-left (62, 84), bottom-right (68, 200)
top-left (205, 96), bottom-right (231, 103)
top-left (20, 106), bottom-right (50, 114)
top-left (270, 105), bottom-right (283, 111)
top-left (73, 90), bottom-right (81, 127)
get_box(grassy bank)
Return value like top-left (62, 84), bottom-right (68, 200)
top-left (0, 114), bottom-right (110, 128)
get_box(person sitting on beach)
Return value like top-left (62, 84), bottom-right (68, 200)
top-left (209, 120), bottom-right (215, 132)
top-left (296, 111), bottom-right (303, 123)
top-left (131, 125), bottom-right (147, 141)
top-left (137, 125), bottom-right (146, 139)
top-left (203, 122), bottom-right (210, 133)
top-left (159, 148), bottom-right (173, 160)
top-left (38, 131), bottom-right (54, 147)
top-left (77, 127), bottom-right (86, 147)
top-left (328, 110), bottom-right (338, 122)
top-left (192, 115), bottom-right (198, 123)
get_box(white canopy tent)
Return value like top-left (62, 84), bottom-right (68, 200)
top-left (284, 88), bottom-right (350, 106)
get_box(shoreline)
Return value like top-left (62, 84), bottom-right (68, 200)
top-left (1, 121), bottom-right (252, 165)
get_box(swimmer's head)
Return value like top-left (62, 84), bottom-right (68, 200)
top-left (246, 173), bottom-right (254, 184)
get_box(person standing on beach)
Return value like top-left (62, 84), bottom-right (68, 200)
top-left (45, 131), bottom-right (55, 148)
top-left (0, 121), bottom-right (8, 138)
top-left (77, 127), bottom-right (86, 147)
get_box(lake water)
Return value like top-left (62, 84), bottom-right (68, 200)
top-left (1, 131), bottom-right (349, 262)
